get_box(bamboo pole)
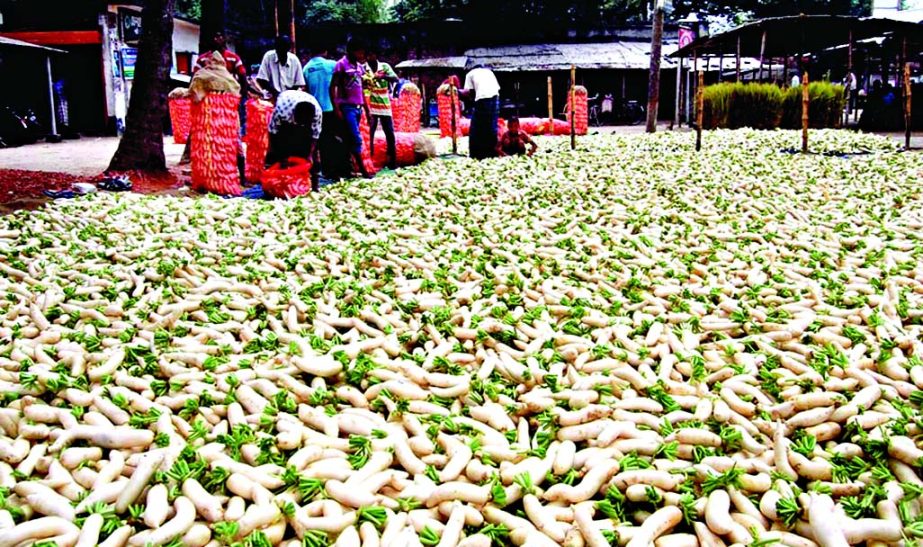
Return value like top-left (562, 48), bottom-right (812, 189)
top-left (696, 70), bottom-right (704, 152)
top-left (450, 84), bottom-right (458, 156)
top-left (274, 0), bottom-right (279, 36)
top-left (759, 30), bottom-right (767, 82)
top-left (904, 62), bottom-right (912, 150)
top-left (802, 72), bottom-right (810, 154)
top-left (736, 36), bottom-right (741, 82)
top-left (290, 0), bottom-right (297, 51)
top-left (547, 76), bottom-right (554, 131)
top-left (570, 65), bottom-right (577, 150)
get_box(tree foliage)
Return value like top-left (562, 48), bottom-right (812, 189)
top-left (175, 0), bottom-right (202, 19)
top-left (301, 0), bottom-right (390, 25)
top-left (390, 0), bottom-right (871, 24)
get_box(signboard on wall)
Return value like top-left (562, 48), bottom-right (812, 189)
top-left (678, 27), bottom-right (696, 49)
top-left (122, 47), bottom-right (138, 80)
top-left (119, 8), bottom-right (143, 44)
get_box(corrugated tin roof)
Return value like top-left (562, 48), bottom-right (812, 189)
top-left (396, 56), bottom-right (468, 69)
top-left (0, 35), bottom-right (66, 53)
top-left (398, 42), bottom-right (692, 72)
top-left (468, 42), bottom-right (681, 71)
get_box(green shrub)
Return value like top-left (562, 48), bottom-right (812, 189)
top-left (703, 82), bottom-right (783, 130)
top-left (703, 81), bottom-right (844, 130)
top-left (781, 82), bottom-right (846, 129)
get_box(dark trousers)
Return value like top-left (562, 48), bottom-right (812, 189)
top-left (470, 96), bottom-right (499, 160)
top-left (319, 111), bottom-right (350, 179)
top-left (370, 115), bottom-right (396, 168)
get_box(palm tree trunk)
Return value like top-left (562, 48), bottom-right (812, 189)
top-left (108, 0), bottom-right (177, 172)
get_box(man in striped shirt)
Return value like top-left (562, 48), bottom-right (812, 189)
top-left (363, 47), bottom-right (398, 170)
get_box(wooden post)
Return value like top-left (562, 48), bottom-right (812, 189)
top-left (274, 0), bottom-right (279, 36)
top-left (719, 54), bottom-right (724, 82)
top-left (290, 0), bottom-right (297, 51)
top-left (646, 0), bottom-right (665, 133)
top-left (696, 70), bottom-right (704, 151)
top-left (802, 72), bottom-right (810, 154)
top-left (421, 82), bottom-right (428, 128)
top-left (904, 62), bottom-right (912, 150)
top-left (783, 55), bottom-right (789, 87)
top-left (674, 58), bottom-right (682, 128)
top-left (736, 35), bottom-right (741, 82)
top-left (547, 76), bottom-right (554, 130)
top-left (450, 84), bottom-right (458, 155)
top-left (759, 30), bottom-right (767, 82)
top-left (570, 65), bottom-right (577, 150)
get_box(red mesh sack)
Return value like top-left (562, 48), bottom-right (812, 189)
top-left (498, 118), bottom-right (508, 135)
top-left (244, 99), bottom-right (274, 183)
top-left (262, 157), bottom-right (312, 199)
top-left (372, 132), bottom-right (419, 167)
top-left (393, 84), bottom-right (422, 133)
top-left (191, 93), bottom-right (242, 196)
top-left (552, 119), bottom-right (572, 135)
top-left (458, 117), bottom-right (471, 137)
top-left (169, 98), bottom-right (192, 145)
top-left (437, 92), bottom-right (463, 138)
top-left (518, 117), bottom-right (552, 136)
top-left (566, 86), bottom-right (589, 136)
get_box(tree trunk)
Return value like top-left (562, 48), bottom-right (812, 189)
top-left (645, 1), bottom-right (664, 133)
top-left (108, 0), bottom-right (177, 172)
top-left (199, 0), bottom-right (227, 52)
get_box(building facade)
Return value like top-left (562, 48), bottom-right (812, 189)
top-left (0, 0), bottom-right (199, 135)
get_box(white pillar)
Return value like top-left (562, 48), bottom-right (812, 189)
top-left (46, 55), bottom-right (58, 136)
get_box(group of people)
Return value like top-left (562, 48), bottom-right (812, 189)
top-left (191, 31), bottom-right (540, 191)
top-left (194, 32), bottom-right (403, 189)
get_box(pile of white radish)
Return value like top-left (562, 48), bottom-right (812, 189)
top-left (0, 129), bottom-right (922, 547)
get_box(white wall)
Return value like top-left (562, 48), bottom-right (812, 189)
top-left (873, 0), bottom-right (923, 21)
top-left (172, 18), bottom-right (200, 82)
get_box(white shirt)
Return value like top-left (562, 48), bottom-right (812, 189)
top-left (464, 68), bottom-right (500, 101)
top-left (258, 51), bottom-right (306, 94)
top-left (791, 75), bottom-right (801, 87)
top-left (270, 91), bottom-right (323, 140)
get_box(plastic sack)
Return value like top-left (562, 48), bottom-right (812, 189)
top-left (393, 83), bottom-right (422, 133)
top-left (169, 97), bottom-right (192, 145)
top-left (191, 93), bottom-right (242, 196)
top-left (244, 99), bottom-right (274, 182)
top-left (517, 117), bottom-right (552, 135)
top-left (262, 157), bottom-right (312, 199)
top-left (189, 52), bottom-right (240, 102)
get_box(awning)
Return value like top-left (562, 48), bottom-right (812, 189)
top-left (671, 15), bottom-right (923, 59)
top-left (0, 35), bottom-right (66, 54)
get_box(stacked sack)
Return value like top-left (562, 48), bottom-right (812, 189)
top-left (168, 88), bottom-right (192, 145)
top-left (393, 83), bottom-right (422, 133)
top-left (566, 86), bottom-right (589, 135)
top-left (191, 94), bottom-right (241, 196)
top-left (189, 51), bottom-right (242, 196)
top-left (244, 99), bottom-right (274, 183)
top-left (436, 83), bottom-right (463, 138)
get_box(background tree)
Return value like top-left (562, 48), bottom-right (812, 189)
top-left (108, 0), bottom-right (177, 172)
top-left (198, 0), bottom-right (226, 51)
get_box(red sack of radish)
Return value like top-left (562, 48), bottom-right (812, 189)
top-left (191, 93), bottom-right (241, 196)
top-left (437, 90), bottom-right (462, 138)
top-left (262, 157), bottom-right (312, 199)
top-left (394, 83), bottom-right (422, 133)
top-left (518, 117), bottom-right (550, 135)
top-left (566, 86), bottom-right (589, 135)
top-left (244, 99), bottom-right (274, 183)
top-left (372, 132), bottom-right (422, 167)
top-left (169, 97), bottom-right (192, 145)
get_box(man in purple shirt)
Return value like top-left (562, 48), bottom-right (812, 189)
top-left (330, 39), bottom-right (372, 179)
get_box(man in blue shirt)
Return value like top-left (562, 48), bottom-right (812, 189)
top-left (304, 46), bottom-right (343, 180)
